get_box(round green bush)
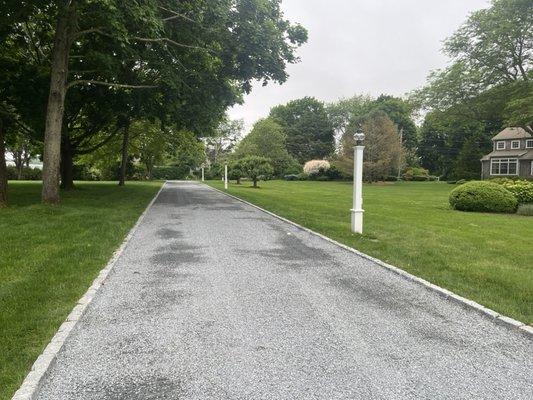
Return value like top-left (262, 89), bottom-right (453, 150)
top-left (449, 181), bottom-right (518, 213)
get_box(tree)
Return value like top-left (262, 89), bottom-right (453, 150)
top-left (204, 117), bottom-right (244, 165)
top-left (417, 111), bottom-right (489, 179)
top-left (129, 120), bottom-right (167, 180)
top-left (413, 0), bottom-right (532, 132)
top-left (166, 130), bottom-right (206, 178)
top-left (228, 159), bottom-right (245, 184)
top-left (371, 95), bottom-right (418, 151)
top-left (327, 95), bottom-right (374, 142)
top-left (454, 135), bottom-right (485, 180)
top-left (0, 117), bottom-right (6, 207)
top-left (335, 111), bottom-right (404, 182)
top-left (412, 0), bottom-right (532, 177)
top-left (233, 118), bottom-right (299, 176)
top-left (239, 156), bottom-right (274, 188)
top-left (327, 95), bottom-right (417, 169)
top-left (270, 97), bottom-right (334, 163)
top-left (1, 0), bottom-right (307, 203)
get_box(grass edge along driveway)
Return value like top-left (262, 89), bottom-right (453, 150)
top-left (206, 180), bottom-right (532, 326)
top-left (0, 181), bottom-right (162, 400)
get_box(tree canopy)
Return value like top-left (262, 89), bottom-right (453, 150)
top-left (270, 97), bottom-right (335, 163)
top-left (233, 118), bottom-right (299, 176)
top-left (0, 0), bottom-right (308, 204)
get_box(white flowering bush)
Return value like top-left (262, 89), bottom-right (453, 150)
top-left (303, 160), bottom-right (330, 175)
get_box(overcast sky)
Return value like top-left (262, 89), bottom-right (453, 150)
top-left (229, 0), bottom-right (490, 131)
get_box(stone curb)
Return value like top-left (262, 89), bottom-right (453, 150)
top-left (11, 182), bottom-right (167, 400)
top-left (205, 184), bottom-right (532, 339)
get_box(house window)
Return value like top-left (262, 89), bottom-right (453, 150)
top-left (496, 141), bottom-right (506, 150)
top-left (526, 139), bottom-right (533, 149)
top-left (511, 140), bottom-right (520, 149)
top-left (491, 158), bottom-right (518, 175)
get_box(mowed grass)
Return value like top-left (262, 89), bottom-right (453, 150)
top-left (0, 181), bottom-right (162, 400)
top-left (207, 180), bottom-right (533, 325)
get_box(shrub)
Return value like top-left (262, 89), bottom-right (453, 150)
top-left (449, 181), bottom-right (518, 213)
top-left (152, 165), bottom-right (189, 180)
top-left (6, 166), bottom-right (42, 180)
top-left (325, 165), bottom-right (345, 180)
top-left (493, 179), bottom-right (533, 204)
top-left (303, 160), bottom-right (330, 175)
top-left (403, 167), bottom-right (429, 181)
top-left (517, 204), bottom-right (533, 216)
top-left (456, 179), bottom-right (467, 185)
top-left (284, 174), bottom-right (299, 181)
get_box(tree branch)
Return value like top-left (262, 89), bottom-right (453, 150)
top-left (132, 37), bottom-right (211, 52)
top-left (158, 6), bottom-right (203, 26)
top-left (77, 128), bottom-right (121, 155)
top-left (67, 80), bottom-right (157, 90)
top-left (72, 27), bottom-right (107, 39)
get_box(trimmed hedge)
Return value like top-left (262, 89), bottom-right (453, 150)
top-left (6, 166), bottom-right (42, 180)
top-left (152, 165), bottom-right (189, 180)
top-left (449, 181), bottom-right (517, 213)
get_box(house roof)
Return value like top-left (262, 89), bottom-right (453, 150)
top-left (492, 127), bottom-right (532, 140)
top-left (481, 149), bottom-right (533, 161)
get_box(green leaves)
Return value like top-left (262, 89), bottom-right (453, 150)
top-left (270, 97), bottom-right (334, 163)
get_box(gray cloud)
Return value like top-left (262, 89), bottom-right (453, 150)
top-left (229, 0), bottom-right (490, 131)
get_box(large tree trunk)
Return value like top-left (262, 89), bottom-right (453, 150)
top-left (0, 119), bottom-right (7, 207)
top-left (118, 121), bottom-right (130, 186)
top-left (60, 135), bottom-right (75, 190)
top-left (41, 3), bottom-right (76, 204)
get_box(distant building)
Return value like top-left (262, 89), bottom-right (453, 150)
top-left (480, 127), bottom-right (533, 179)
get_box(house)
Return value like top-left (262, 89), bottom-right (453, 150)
top-left (480, 127), bottom-right (533, 179)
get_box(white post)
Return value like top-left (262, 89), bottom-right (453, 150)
top-left (201, 167), bottom-right (204, 182)
top-left (224, 164), bottom-right (228, 190)
top-left (351, 145), bottom-right (364, 233)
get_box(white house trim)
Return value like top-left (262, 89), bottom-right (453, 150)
top-left (490, 158), bottom-right (518, 176)
top-left (511, 140), bottom-right (520, 149)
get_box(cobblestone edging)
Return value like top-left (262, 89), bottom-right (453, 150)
top-left (11, 183), bottom-right (167, 400)
top-left (206, 184), bottom-right (532, 339)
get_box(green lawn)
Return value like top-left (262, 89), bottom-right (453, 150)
top-left (0, 181), bottom-right (162, 400)
top-left (207, 180), bottom-right (533, 325)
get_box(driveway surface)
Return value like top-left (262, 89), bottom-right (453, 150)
top-left (36, 181), bottom-right (532, 399)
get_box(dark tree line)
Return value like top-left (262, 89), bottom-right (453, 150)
top-left (0, 0), bottom-right (308, 206)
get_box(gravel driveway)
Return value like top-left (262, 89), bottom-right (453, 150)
top-left (35, 181), bottom-right (532, 399)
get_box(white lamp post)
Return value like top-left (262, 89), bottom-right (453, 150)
top-left (201, 166), bottom-right (205, 182)
top-left (351, 132), bottom-right (365, 234)
top-left (224, 163), bottom-right (228, 190)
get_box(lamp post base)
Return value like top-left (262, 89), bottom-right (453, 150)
top-left (351, 208), bottom-right (364, 234)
